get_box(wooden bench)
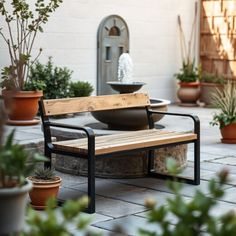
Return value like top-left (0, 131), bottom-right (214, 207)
top-left (39, 93), bottom-right (200, 213)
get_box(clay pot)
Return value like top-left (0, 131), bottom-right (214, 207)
top-left (27, 176), bottom-right (61, 210)
top-left (200, 82), bottom-right (223, 107)
top-left (220, 123), bottom-right (236, 144)
top-left (2, 90), bottom-right (43, 125)
top-left (177, 82), bottom-right (200, 106)
top-left (0, 180), bottom-right (32, 235)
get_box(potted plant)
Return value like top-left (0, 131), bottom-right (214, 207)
top-left (27, 167), bottom-right (61, 210)
top-left (0, 0), bottom-right (62, 125)
top-left (175, 4), bottom-right (200, 106)
top-left (0, 127), bottom-right (47, 235)
top-left (175, 62), bottom-right (200, 106)
top-left (211, 81), bottom-right (236, 143)
top-left (199, 72), bottom-right (225, 107)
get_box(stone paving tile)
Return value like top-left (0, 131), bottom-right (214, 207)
top-left (114, 178), bottom-right (217, 197)
top-left (221, 187), bottom-right (236, 203)
top-left (70, 226), bottom-right (113, 236)
top-left (58, 187), bottom-right (145, 218)
top-left (93, 215), bottom-right (161, 236)
top-left (58, 172), bottom-right (89, 186)
top-left (209, 156), bottom-right (236, 166)
top-left (69, 178), bottom-right (193, 207)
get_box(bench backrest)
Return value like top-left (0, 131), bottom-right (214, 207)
top-left (41, 93), bottom-right (150, 116)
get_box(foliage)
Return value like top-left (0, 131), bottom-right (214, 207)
top-left (22, 197), bottom-right (101, 236)
top-left (0, 0), bottom-right (63, 91)
top-left (200, 73), bottom-right (225, 84)
top-left (175, 62), bottom-right (198, 83)
top-left (176, 3), bottom-right (198, 83)
top-left (211, 81), bottom-right (236, 128)
top-left (139, 159), bottom-right (236, 236)
top-left (70, 81), bottom-right (94, 97)
top-left (0, 130), bottom-right (48, 187)
top-left (33, 167), bottom-right (55, 180)
top-left (29, 57), bottom-right (72, 99)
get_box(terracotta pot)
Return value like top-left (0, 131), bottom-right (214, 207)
top-left (177, 82), bottom-right (200, 106)
top-left (220, 123), bottom-right (236, 144)
top-left (27, 176), bottom-right (61, 210)
top-left (200, 82), bottom-right (223, 107)
top-left (2, 90), bottom-right (43, 125)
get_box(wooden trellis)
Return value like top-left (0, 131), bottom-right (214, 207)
top-left (200, 0), bottom-right (236, 79)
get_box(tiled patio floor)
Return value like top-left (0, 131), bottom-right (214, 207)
top-left (6, 104), bottom-right (236, 235)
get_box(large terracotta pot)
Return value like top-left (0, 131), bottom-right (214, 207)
top-left (177, 82), bottom-right (200, 106)
top-left (2, 90), bottom-right (43, 125)
top-left (200, 82), bottom-right (223, 107)
top-left (220, 123), bottom-right (236, 144)
top-left (27, 176), bottom-right (61, 210)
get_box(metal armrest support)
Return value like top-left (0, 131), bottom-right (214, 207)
top-left (146, 108), bottom-right (200, 135)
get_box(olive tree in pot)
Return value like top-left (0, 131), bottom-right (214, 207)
top-left (27, 167), bottom-right (61, 210)
top-left (0, 0), bottom-right (62, 125)
top-left (211, 81), bottom-right (236, 144)
top-left (0, 127), bottom-right (47, 234)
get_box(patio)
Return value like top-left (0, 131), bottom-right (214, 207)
top-left (6, 104), bottom-right (236, 235)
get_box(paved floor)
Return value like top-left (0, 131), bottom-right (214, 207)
top-left (6, 104), bottom-right (236, 235)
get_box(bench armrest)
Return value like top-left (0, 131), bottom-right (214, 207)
top-left (146, 109), bottom-right (200, 135)
top-left (42, 121), bottom-right (95, 153)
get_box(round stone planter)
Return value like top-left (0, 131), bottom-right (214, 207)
top-left (52, 126), bottom-right (188, 178)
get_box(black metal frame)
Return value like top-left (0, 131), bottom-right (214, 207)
top-left (39, 100), bottom-right (200, 214)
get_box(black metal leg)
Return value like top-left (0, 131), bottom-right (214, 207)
top-left (44, 144), bottom-right (52, 169)
top-left (193, 139), bottom-right (200, 185)
top-left (87, 154), bottom-right (95, 213)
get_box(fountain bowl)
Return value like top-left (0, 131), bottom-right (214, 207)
top-left (107, 81), bottom-right (146, 93)
top-left (91, 98), bottom-right (170, 130)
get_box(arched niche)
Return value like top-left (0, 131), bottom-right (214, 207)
top-left (97, 15), bottom-right (129, 95)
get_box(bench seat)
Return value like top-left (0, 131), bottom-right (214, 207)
top-left (53, 129), bottom-right (197, 155)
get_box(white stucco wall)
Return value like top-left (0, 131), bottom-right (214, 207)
top-left (0, 0), bottom-right (200, 101)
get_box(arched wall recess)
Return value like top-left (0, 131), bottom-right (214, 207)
top-left (97, 15), bottom-right (129, 95)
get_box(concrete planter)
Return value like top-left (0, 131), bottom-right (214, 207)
top-left (0, 180), bottom-right (32, 235)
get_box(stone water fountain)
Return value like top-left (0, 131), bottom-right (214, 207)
top-left (92, 53), bottom-right (170, 130)
top-left (54, 53), bottom-right (187, 178)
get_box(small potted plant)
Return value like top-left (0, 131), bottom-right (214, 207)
top-left (0, 124), bottom-right (47, 235)
top-left (199, 72), bottom-right (225, 107)
top-left (211, 81), bottom-right (236, 143)
top-left (0, 0), bottom-right (62, 125)
top-left (27, 167), bottom-right (62, 210)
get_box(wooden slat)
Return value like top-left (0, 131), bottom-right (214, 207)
top-left (43, 93), bottom-right (150, 116)
top-left (53, 129), bottom-right (197, 155)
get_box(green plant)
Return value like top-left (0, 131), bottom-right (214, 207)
top-left (0, 0), bottom-right (63, 91)
top-left (175, 62), bottom-right (198, 83)
top-left (139, 159), bottom-right (236, 236)
top-left (70, 81), bottom-right (94, 97)
top-left (0, 130), bottom-right (48, 187)
top-left (33, 167), bottom-right (56, 180)
top-left (211, 81), bottom-right (236, 128)
top-left (200, 73), bottom-right (225, 84)
top-left (22, 197), bottom-right (101, 236)
top-left (29, 57), bottom-right (72, 99)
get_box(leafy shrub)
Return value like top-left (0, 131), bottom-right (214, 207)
top-left (70, 81), bottom-right (94, 97)
top-left (200, 73), bottom-right (225, 84)
top-left (29, 57), bottom-right (72, 99)
top-left (175, 62), bottom-right (198, 83)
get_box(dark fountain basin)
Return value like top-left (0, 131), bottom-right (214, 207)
top-left (106, 81), bottom-right (146, 93)
top-left (91, 98), bottom-right (170, 130)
